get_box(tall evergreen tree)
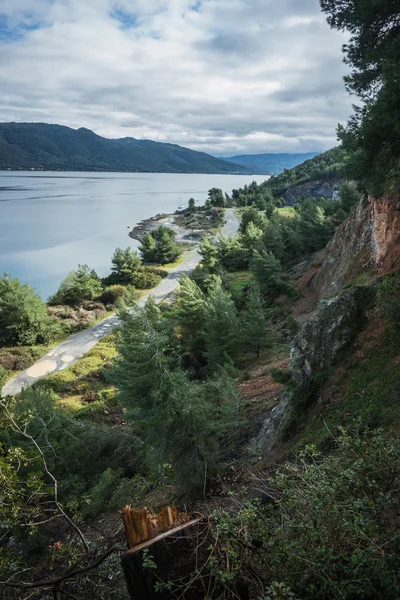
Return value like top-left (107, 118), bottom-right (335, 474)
top-left (241, 284), bottom-right (271, 358)
top-left (177, 276), bottom-right (207, 352)
top-left (139, 226), bottom-right (182, 264)
top-left (112, 297), bottom-right (238, 489)
top-left (320, 0), bottom-right (400, 194)
top-left (251, 250), bottom-right (297, 300)
top-left (241, 221), bottom-right (263, 256)
top-left (202, 278), bottom-right (241, 369)
top-left (199, 236), bottom-right (219, 270)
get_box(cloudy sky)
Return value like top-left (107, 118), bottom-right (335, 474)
top-left (0, 0), bottom-right (353, 155)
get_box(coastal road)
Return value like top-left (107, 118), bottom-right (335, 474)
top-left (2, 209), bottom-right (239, 396)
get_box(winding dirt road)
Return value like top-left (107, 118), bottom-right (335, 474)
top-left (2, 209), bottom-right (239, 396)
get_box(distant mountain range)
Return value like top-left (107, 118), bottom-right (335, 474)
top-left (0, 123), bottom-right (252, 174)
top-left (224, 152), bottom-right (321, 174)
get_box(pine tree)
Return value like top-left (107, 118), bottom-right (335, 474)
top-left (199, 236), bottom-right (219, 270)
top-left (202, 278), bottom-right (241, 369)
top-left (111, 247), bottom-right (141, 283)
top-left (112, 298), bottom-right (172, 414)
top-left (251, 249), bottom-right (297, 300)
top-left (241, 284), bottom-right (270, 358)
top-left (138, 232), bottom-right (157, 262)
top-left (139, 226), bottom-right (182, 264)
top-left (177, 276), bottom-right (207, 352)
top-left (112, 296), bottom-right (238, 490)
top-left (241, 221), bottom-right (263, 256)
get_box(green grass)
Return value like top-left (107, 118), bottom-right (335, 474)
top-left (277, 206), bottom-right (296, 218)
top-left (163, 250), bottom-right (192, 271)
top-left (226, 269), bottom-right (253, 300)
top-left (35, 335), bottom-right (118, 414)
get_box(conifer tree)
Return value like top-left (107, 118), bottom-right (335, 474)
top-left (112, 297), bottom-right (234, 490)
top-left (177, 276), bottom-right (207, 352)
top-left (202, 278), bottom-right (241, 369)
top-left (110, 247), bottom-right (141, 283)
top-left (241, 284), bottom-right (270, 358)
top-left (251, 249), bottom-right (297, 300)
top-left (199, 236), bottom-right (219, 270)
top-left (139, 232), bottom-right (156, 262)
top-left (139, 226), bottom-right (182, 264)
top-left (241, 221), bottom-right (263, 256)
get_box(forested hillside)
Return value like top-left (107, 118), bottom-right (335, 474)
top-left (223, 152), bottom-right (320, 174)
top-left (0, 123), bottom-right (251, 174)
top-left (266, 146), bottom-right (346, 197)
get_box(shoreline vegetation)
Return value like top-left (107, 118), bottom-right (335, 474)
top-left (0, 190), bottom-right (229, 387)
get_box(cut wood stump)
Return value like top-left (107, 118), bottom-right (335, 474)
top-left (120, 506), bottom-right (206, 600)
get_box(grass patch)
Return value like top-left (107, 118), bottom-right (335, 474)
top-left (35, 335), bottom-right (118, 414)
top-left (226, 269), bottom-right (253, 301)
top-left (277, 206), bottom-right (296, 218)
top-left (162, 250), bottom-right (192, 271)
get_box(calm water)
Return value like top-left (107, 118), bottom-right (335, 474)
top-left (0, 171), bottom-right (267, 299)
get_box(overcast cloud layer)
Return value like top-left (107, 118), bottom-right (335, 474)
top-left (0, 0), bottom-right (353, 154)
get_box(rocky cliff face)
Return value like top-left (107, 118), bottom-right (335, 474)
top-left (314, 195), bottom-right (400, 296)
top-left (285, 179), bottom-right (341, 206)
top-left (290, 287), bottom-right (372, 388)
top-left (255, 195), bottom-right (400, 455)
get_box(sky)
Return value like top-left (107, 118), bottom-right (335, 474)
top-left (0, 0), bottom-right (353, 156)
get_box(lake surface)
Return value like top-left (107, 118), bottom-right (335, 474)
top-left (0, 172), bottom-right (267, 299)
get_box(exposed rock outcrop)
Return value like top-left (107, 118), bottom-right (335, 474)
top-left (255, 287), bottom-right (373, 454)
top-left (255, 195), bottom-right (399, 456)
top-left (253, 396), bottom-right (289, 454)
top-left (314, 195), bottom-right (400, 296)
top-left (285, 179), bottom-right (341, 206)
top-left (290, 287), bottom-right (373, 388)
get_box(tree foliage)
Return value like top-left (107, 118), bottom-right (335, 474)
top-left (112, 298), bottom-right (239, 489)
top-left (320, 0), bottom-right (400, 194)
top-left (139, 225), bottom-right (182, 264)
top-left (110, 247), bottom-right (141, 283)
top-left (0, 274), bottom-right (59, 346)
top-left (49, 264), bottom-right (102, 306)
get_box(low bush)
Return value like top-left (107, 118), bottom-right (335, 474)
top-left (99, 285), bottom-right (127, 306)
top-left (0, 347), bottom-right (38, 371)
top-left (203, 429), bottom-right (400, 600)
top-left (130, 270), bottom-right (161, 289)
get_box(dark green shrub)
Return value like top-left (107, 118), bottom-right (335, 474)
top-left (206, 429), bottom-right (400, 599)
top-left (0, 274), bottom-right (60, 346)
top-left (130, 270), bottom-right (161, 289)
top-left (100, 285), bottom-right (127, 306)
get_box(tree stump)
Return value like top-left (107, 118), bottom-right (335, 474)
top-left (120, 506), bottom-right (206, 600)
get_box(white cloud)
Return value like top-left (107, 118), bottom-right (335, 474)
top-left (0, 0), bottom-right (353, 154)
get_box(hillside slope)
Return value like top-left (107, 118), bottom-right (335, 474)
top-left (225, 151), bottom-right (320, 174)
top-left (266, 146), bottom-right (346, 199)
top-left (0, 122), bottom-right (251, 174)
